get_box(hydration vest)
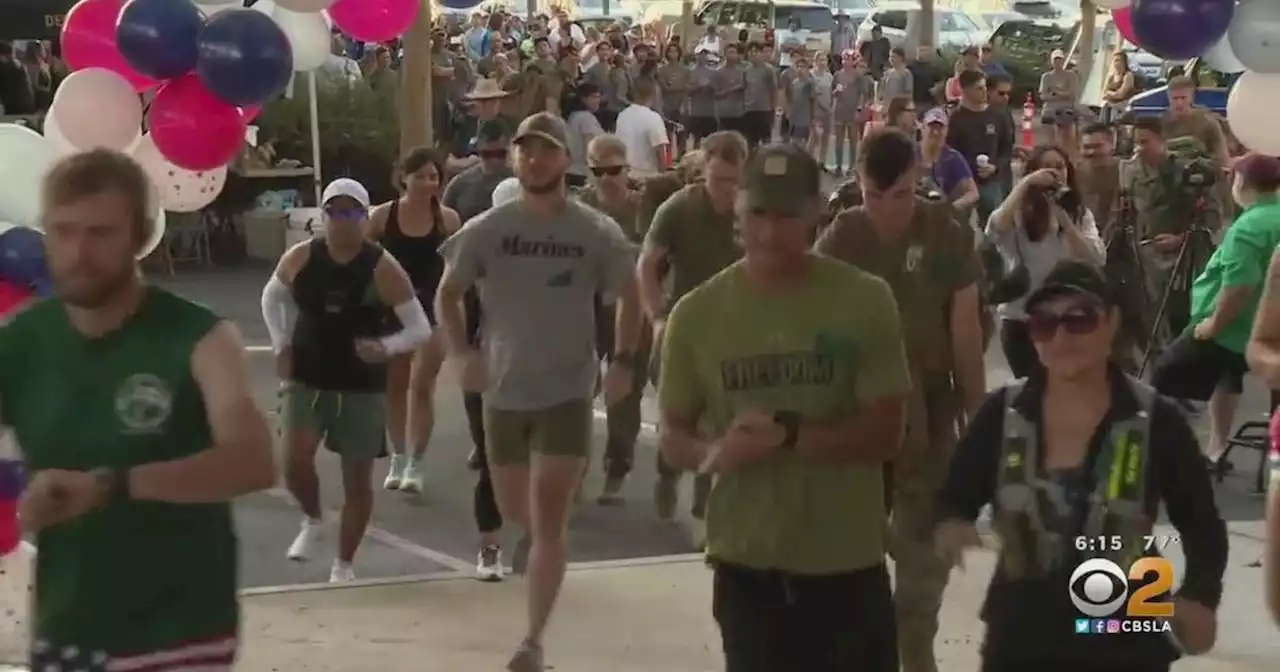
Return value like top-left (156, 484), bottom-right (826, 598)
top-left (994, 376), bottom-right (1155, 579)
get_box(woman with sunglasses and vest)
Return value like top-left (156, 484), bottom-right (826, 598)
top-left (935, 260), bottom-right (1228, 672)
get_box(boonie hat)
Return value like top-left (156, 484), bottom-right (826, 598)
top-left (513, 112), bottom-right (569, 149)
top-left (740, 143), bottom-right (822, 216)
top-left (1025, 260), bottom-right (1113, 312)
top-left (321, 178), bottom-right (370, 209)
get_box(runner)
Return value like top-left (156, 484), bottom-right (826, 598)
top-left (638, 130), bottom-right (747, 545)
top-left (575, 134), bottom-right (648, 502)
top-left (1, 149), bottom-right (275, 669)
top-left (264, 178), bottom-right (432, 582)
top-left (657, 142), bottom-right (909, 671)
top-left (367, 148), bottom-right (462, 494)
top-left (435, 113), bottom-right (642, 672)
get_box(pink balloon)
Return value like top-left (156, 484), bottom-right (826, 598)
top-left (1114, 7), bottom-right (1138, 46)
top-left (329, 0), bottom-right (419, 42)
top-left (240, 105), bottom-right (262, 123)
top-left (150, 74), bottom-right (246, 172)
top-left (60, 0), bottom-right (157, 92)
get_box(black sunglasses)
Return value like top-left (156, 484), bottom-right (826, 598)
top-left (478, 148), bottom-right (509, 160)
top-left (1026, 304), bottom-right (1102, 342)
top-left (324, 206), bottom-right (367, 222)
top-left (590, 165), bottom-right (626, 177)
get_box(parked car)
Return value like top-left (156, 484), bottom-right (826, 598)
top-left (977, 11), bottom-right (1028, 33)
top-left (574, 0), bottom-right (644, 27)
top-left (693, 0), bottom-right (835, 53)
top-left (857, 2), bottom-right (988, 50)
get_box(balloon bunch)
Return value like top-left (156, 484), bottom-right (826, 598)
top-left (1100, 0), bottom-right (1280, 155)
top-left (0, 252), bottom-right (31, 558)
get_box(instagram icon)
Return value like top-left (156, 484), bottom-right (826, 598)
top-left (1106, 620), bottom-right (1122, 634)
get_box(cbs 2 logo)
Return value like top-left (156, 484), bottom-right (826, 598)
top-left (1068, 558), bottom-right (1175, 618)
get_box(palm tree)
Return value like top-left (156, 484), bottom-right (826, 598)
top-left (919, 0), bottom-right (934, 51)
top-left (1076, 0), bottom-right (1097, 89)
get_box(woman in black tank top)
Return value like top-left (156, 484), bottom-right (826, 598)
top-left (365, 148), bottom-right (461, 494)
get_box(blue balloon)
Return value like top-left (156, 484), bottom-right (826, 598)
top-left (0, 228), bottom-right (51, 297)
top-left (1132, 0), bottom-right (1236, 60)
top-left (116, 0), bottom-right (206, 80)
top-left (196, 9), bottom-right (293, 107)
top-left (0, 461), bottom-right (23, 501)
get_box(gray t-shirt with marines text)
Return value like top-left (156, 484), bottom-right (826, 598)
top-left (438, 199), bottom-right (636, 410)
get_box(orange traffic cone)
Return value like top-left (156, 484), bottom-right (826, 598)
top-left (1020, 93), bottom-right (1036, 150)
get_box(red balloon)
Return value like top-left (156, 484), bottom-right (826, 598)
top-left (1114, 7), bottom-right (1138, 46)
top-left (150, 74), bottom-right (246, 172)
top-left (61, 0), bottom-right (157, 92)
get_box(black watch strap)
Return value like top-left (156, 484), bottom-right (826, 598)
top-left (773, 411), bottom-right (801, 451)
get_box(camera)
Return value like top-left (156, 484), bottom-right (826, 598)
top-left (1173, 156), bottom-right (1219, 193)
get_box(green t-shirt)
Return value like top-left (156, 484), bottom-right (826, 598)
top-left (0, 288), bottom-right (237, 653)
top-left (1189, 196), bottom-right (1280, 353)
top-left (658, 256), bottom-right (912, 574)
top-left (643, 184), bottom-right (742, 315)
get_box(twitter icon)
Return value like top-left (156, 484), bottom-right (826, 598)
top-left (1074, 619), bottom-right (1091, 635)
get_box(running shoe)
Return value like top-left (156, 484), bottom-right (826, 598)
top-left (286, 518), bottom-right (323, 562)
top-left (476, 545), bottom-right (505, 582)
top-left (329, 560), bottom-right (356, 583)
top-left (506, 640), bottom-right (544, 672)
top-left (383, 453), bottom-right (407, 490)
top-left (597, 474), bottom-right (626, 505)
top-left (399, 457), bottom-right (425, 494)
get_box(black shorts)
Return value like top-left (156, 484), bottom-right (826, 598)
top-left (712, 560), bottom-right (898, 672)
top-left (1149, 332), bottom-right (1248, 399)
top-left (688, 115), bottom-right (718, 142)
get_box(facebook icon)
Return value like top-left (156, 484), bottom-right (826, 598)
top-left (1074, 619), bottom-right (1091, 634)
top-left (1093, 620), bottom-right (1107, 634)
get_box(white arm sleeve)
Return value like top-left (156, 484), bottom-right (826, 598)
top-left (379, 299), bottom-right (433, 355)
top-left (261, 275), bottom-right (297, 354)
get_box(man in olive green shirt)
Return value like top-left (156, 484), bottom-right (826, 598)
top-left (657, 142), bottom-right (911, 672)
top-left (637, 130), bottom-right (748, 542)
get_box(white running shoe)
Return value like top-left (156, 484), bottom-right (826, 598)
top-left (329, 560), bottom-right (356, 583)
top-left (475, 545), bottom-right (505, 582)
top-left (399, 457), bottom-right (425, 494)
top-left (286, 518), bottom-right (323, 562)
top-left (383, 453), bottom-right (407, 490)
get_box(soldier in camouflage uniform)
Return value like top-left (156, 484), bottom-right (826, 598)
top-left (1116, 117), bottom-right (1222, 354)
top-left (815, 129), bottom-right (988, 672)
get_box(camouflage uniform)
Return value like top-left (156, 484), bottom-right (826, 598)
top-left (815, 196), bottom-right (981, 672)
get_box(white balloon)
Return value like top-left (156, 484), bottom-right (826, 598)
top-left (47, 68), bottom-right (143, 152)
top-left (131, 134), bottom-right (230, 213)
top-left (40, 117), bottom-right (79, 159)
top-left (252, 0), bottom-right (277, 17)
top-left (272, 8), bottom-right (332, 71)
top-left (1096, 0), bottom-right (1130, 9)
top-left (138, 204), bottom-right (167, 260)
top-left (1202, 32), bottom-right (1246, 74)
top-left (1229, 0), bottom-right (1280, 74)
top-left (276, 0), bottom-right (336, 11)
top-left (0, 222), bottom-right (14, 237)
top-left (1228, 71), bottom-right (1280, 155)
top-left (0, 125), bottom-right (56, 228)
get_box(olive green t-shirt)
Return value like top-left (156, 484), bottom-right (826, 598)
top-left (643, 183), bottom-right (742, 315)
top-left (658, 256), bottom-right (912, 574)
top-left (0, 288), bottom-right (236, 653)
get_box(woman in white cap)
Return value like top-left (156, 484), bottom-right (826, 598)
top-left (261, 178), bottom-right (432, 583)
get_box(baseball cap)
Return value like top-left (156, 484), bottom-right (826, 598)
top-left (513, 112), bottom-right (569, 149)
top-left (1050, 49), bottom-right (1066, 60)
top-left (740, 143), bottom-right (822, 216)
top-left (321, 178), bottom-right (370, 209)
top-left (1025, 261), bottom-right (1113, 312)
top-left (923, 107), bottom-right (949, 126)
top-left (1233, 152), bottom-right (1280, 191)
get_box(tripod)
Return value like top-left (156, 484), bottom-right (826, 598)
top-left (1137, 199), bottom-right (1216, 377)
top-left (1104, 193), bottom-right (1153, 372)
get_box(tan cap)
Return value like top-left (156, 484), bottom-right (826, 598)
top-left (513, 112), bottom-right (569, 149)
top-left (741, 143), bottom-right (822, 215)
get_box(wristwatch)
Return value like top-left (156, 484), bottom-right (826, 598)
top-left (773, 411), bottom-right (801, 452)
top-left (91, 467), bottom-right (130, 505)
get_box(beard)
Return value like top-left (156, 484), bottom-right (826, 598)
top-left (55, 263), bottom-right (136, 309)
top-left (522, 173), bottom-right (564, 195)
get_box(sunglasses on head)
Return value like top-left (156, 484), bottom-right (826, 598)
top-left (1026, 303), bottom-right (1102, 342)
top-left (324, 206), bottom-right (367, 222)
top-left (590, 165), bottom-right (626, 177)
top-left (478, 148), bottom-right (509, 160)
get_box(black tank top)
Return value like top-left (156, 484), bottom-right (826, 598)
top-left (381, 199), bottom-right (447, 320)
top-left (289, 239), bottom-right (387, 392)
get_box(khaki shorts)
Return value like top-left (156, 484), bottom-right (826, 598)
top-left (281, 384), bottom-right (387, 461)
top-left (483, 398), bottom-right (593, 465)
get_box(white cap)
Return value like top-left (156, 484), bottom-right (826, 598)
top-left (1050, 49), bottom-right (1066, 60)
top-left (491, 177), bottom-right (521, 207)
top-left (321, 178), bottom-right (370, 208)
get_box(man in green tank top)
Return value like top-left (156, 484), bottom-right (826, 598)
top-left (0, 149), bottom-right (276, 669)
